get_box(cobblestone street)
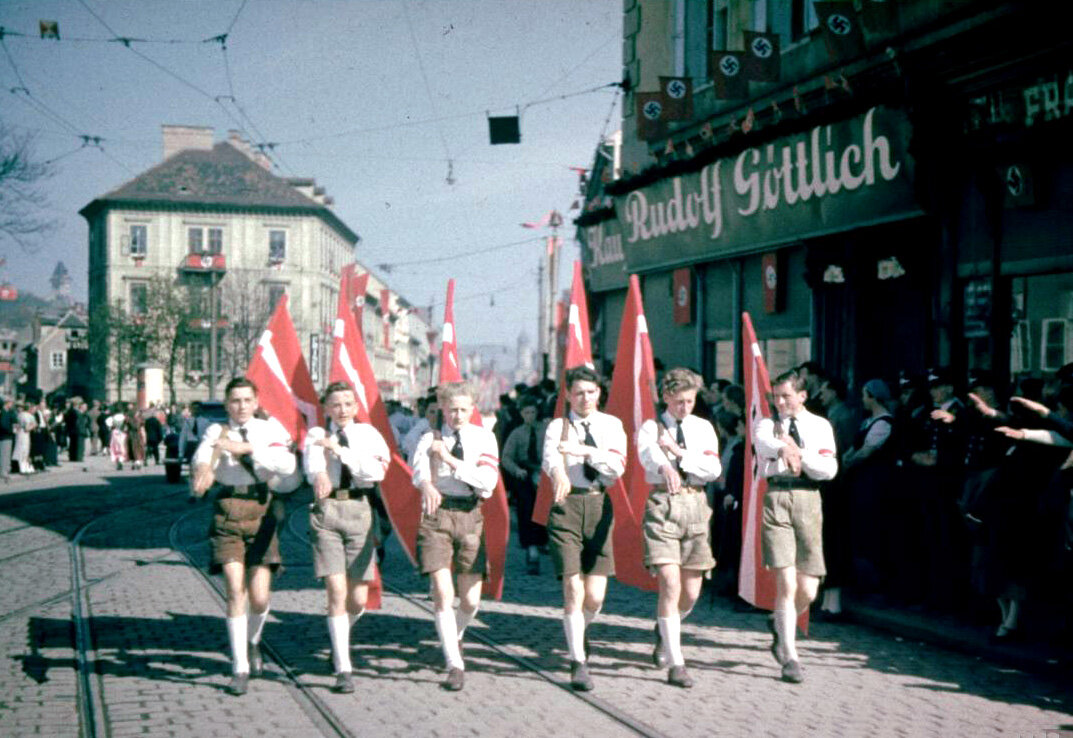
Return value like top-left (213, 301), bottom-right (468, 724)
top-left (1, 458), bottom-right (1071, 737)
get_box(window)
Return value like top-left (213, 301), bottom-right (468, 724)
top-left (269, 230), bottom-right (287, 263)
top-left (791, 0), bottom-right (819, 42)
top-left (130, 225), bottom-right (147, 257)
top-left (188, 227), bottom-right (204, 254)
top-left (208, 227), bottom-right (223, 255)
top-left (266, 283), bottom-right (286, 310)
top-left (1010, 320), bottom-right (1030, 374)
top-left (186, 341), bottom-right (207, 373)
top-left (132, 340), bottom-right (148, 365)
top-left (50, 351), bottom-right (66, 370)
top-left (130, 281), bottom-right (149, 316)
top-left (1041, 319), bottom-right (1070, 372)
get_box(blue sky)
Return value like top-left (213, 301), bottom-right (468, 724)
top-left (0, 0), bottom-right (622, 346)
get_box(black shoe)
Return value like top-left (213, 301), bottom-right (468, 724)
top-left (569, 660), bottom-right (594, 692)
top-left (249, 643), bottom-right (263, 677)
top-left (227, 673), bottom-right (249, 696)
top-left (652, 623), bottom-right (666, 667)
top-left (767, 615), bottom-right (787, 666)
top-left (781, 659), bottom-right (804, 683)
top-left (332, 672), bottom-right (354, 693)
top-left (667, 665), bottom-right (693, 688)
top-left (442, 667), bottom-right (464, 691)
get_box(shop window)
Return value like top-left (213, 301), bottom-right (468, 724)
top-left (1041, 319), bottom-right (1071, 372)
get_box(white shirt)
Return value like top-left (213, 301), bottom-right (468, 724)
top-left (303, 421), bottom-right (390, 489)
top-left (637, 411), bottom-right (722, 486)
top-left (411, 422), bottom-right (500, 499)
top-left (753, 408), bottom-right (838, 481)
top-left (193, 416), bottom-right (296, 486)
top-left (542, 410), bottom-right (627, 489)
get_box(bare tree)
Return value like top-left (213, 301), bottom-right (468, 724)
top-left (218, 269), bottom-right (273, 377)
top-left (0, 124), bottom-right (54, 252)
top-left (140, 275), bottom-right (197, 404)
top-left (88, 299), bottom-right (143, 403)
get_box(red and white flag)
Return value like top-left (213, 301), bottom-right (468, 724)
top-left (603, 275), bottom-right (658, 591)
top-left (532, 260), bottom-right (594, 525)
top-left (437, 279), bottom-right (510, 600)
top-left (380, 289), bottom-right (392, 350)
top-left (341, 264), bottom-right (369, 329)
top-left (521, 209), bottom-right (562, 229)
top-left (740, 312), bottom-right (809, 633)
top-left (245, 295), bottom-right (321, 446)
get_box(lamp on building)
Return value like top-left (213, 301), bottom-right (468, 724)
top-left (877, 257), bottom-right (906, 280)
top-left (822, 265), bottom-right (846, 284)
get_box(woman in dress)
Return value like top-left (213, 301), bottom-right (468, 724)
top-left (108, 405), bottom-right (129, 470)
top-left (13, 403), bottom-right (35, 475)
top-left (126, 411), bottom-right (147, 470)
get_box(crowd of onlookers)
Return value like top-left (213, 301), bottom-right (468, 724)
top-left (0, 396), bottom-right (213, 480)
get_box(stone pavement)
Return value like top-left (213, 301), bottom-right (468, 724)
top-left (1, 458), bottom-right (1072, 737)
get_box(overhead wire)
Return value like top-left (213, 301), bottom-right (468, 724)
top-left (400, 0), bottom-right (453, 181)
top-left (374, 236), bottom-right (544, 271)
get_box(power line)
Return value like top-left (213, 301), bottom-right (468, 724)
top-left (375, 236), bottom-right (544, 271)
top-left (400, 0), bottom-right (453, 181)
top-left (534, 33), bottom-right (619, 101)
top-left (224, 0), bottom-right (250, 37)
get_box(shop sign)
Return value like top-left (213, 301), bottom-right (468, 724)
top-left (965, 68), bottom-right (1073, 133)
top-left (615, 106), bottom-right (919, 273)
top-left (579, 219), bottom-right (628, 292)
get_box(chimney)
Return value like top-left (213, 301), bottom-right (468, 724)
top-left (162, 125), bottom-right (214, 160)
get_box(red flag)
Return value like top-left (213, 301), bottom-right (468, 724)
top-left (814, 2), bottom-right (865, 61)
top-left (341, 264), bottom-right (369, 329)
top-left (532, 261), bottom-right (593, 525)
top-left (603, 275), bottom-right (658, 591)
top-left (437, 280), bottom-right (510, 600)
top-left (244, 295), bottom-right (321, 447)
top-left (521, 210), bottom-right (562, 229)
top-left (659, 76), bottom-right (693, 121)
top-left (636, 92), bottom-right (668, 142)
top-left (742, 31), bottom-right (781, 82)
top-left (710, 51), bottom-right (748, 99)
top-left (740, 312), bottom-right (809, 633)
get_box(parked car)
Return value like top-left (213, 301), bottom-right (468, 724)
top-left (163, 401), bottom-right (228, 483)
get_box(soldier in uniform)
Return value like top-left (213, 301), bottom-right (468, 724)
top-left (303, 381), bottom-right (390, 693)
top-left (411, 381), bottom-right (500, 692)
top-left (636, 368), bottom-right (721, 688)
top-left (191, 378), bottom-right (296, 696)
top-left (754, 369), bottom-right (838, 683)
top-left (542, 366), bottom-right (626, 692)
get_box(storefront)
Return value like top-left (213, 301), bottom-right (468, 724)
top-left (582, 104), bottom-right (926, 387)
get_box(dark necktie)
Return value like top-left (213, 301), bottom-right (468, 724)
top-left (236, 427), bottom-right (258, 479)
top-left (526, 427), bottom-right (538, 466)
top-left (580, 421), bottom-right (598, 482)
top-left (337, 429), bottom-right (352, 489)
top-left (788, 417), bottom-right (804, 449)
top-left (675, 419), bottom-right (686, 472)
top-left (450, 433), bottom-right (465, 460)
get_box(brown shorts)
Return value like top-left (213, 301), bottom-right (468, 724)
top-left (761, 489), bottom-right (826, 577)
top-left (416, 502), bottom-right (486, 576)
top-left (642, 487), bottom-right (715, 571)
top-left (309, 496), bottom-right (378, 580)
top-left (209, 495), bottom-right (283, 575)
top-left (547, 491), bottom-right (614, 578)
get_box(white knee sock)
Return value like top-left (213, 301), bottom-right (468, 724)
top-left (583, 606), bottom-right (600, 628)
top-left (658, 615), bottom-right (684, 667)
top-left (226, 615), bottom-right (249, 674)
top-left (455, 606), bottom-right (478, 639)
top-left (563, 611), bottom-right (586, 662)
top-left (821, 588), bottom-right (842, 614)
top-left (349, 607), bottom-right (365, 630)
top-left (248, 607), bottom-right (269, 645)
top-left (775, 608), bottom-right (799, 663)
top-left (328, 614), bottom-right (352, 674)
top-left (434, 610), bottom-right (464, 670)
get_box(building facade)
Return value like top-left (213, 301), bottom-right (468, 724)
top-left (81, 125), bottom-right (431, 405)
top-left (579, 1), bottom-right (1073, 390)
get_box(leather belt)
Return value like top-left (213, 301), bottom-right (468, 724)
top-left (439, 495), bottom-right (479, 511)
top-left (767, 478), bottom-right (821, 491)
top-left (218, 482), bottom-right (269, 502)
top-left (652, 484), bottom-right (704, 494)
top-left (328, 487), bottom-right (372, 501)
top-left (570, 485), bottom-right (604, 495)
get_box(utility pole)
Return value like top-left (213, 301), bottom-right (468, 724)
top-left (537, 259), bottom-right (546, 380)
top-left (208, 271), bottom-right (219, 401)
top-left (546, 210), bottom-right (564, 381)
